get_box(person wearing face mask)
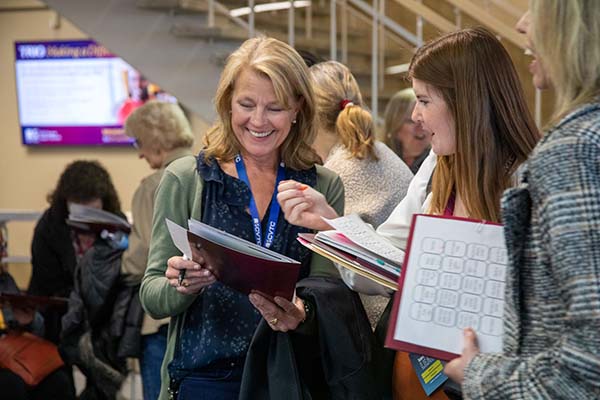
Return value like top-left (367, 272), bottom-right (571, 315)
top-left (140, 37), bottom-right (378, 400)
top-left (383, 89), bottom-right (432, 174)
top-left (279, 27), bottom-right (540, 399)
top-left (120, 100), bottom-right (194, 400)
top-left (445, 2), bottom-right (600, 399)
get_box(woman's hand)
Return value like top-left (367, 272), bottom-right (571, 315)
top-left (165, 255), bottom-right (216, 295)
top-left (277, 180), bottom-right (338, 231)
top-left (248, 292), bottom-right (306, 332)
top-left (444, 328), bottom-right (480, 384)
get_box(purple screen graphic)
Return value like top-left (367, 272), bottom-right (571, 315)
top-left (15, 40), bottom-right (175, 146)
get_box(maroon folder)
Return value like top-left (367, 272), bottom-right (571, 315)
top-left (187, 231), bottom-right (301, 301)
top-left (0, 292), bottom-right (68, 310)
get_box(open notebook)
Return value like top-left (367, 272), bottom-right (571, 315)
top-left (386, 214), bottom-right (507, 360)
top-left (166, 218), bottom-right (300, 300)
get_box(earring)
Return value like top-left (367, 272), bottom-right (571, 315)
top-left (292, 119), bottom-right (297, 124)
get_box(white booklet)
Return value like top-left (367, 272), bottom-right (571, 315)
top-left (386, 214), bottom-right (507, 360)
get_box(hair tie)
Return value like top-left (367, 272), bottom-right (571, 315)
top-left (339, 99), bottom-right (354, 110)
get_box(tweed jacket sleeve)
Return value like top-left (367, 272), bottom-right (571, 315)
top-left (462, 103), bottom-right (600, 399)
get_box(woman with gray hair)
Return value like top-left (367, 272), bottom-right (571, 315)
top-left (121, 100), bottom-right (194, 400)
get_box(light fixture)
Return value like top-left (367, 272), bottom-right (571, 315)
top-left (230, 1), bottom-right (311, 18)
top-left (385, 63), bottom-right (410, 75)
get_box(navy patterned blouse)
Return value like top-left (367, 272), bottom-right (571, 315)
top-left (168, 152), bottom-right (316, 384)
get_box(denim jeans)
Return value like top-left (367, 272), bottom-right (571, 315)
top-left (140, 325), bottom-right (168, 400)
top-left (177, 362), bottom-right (244, 400)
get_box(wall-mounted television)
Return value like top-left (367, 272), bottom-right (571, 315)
top-left (14, 40), bottom-right (176, 146)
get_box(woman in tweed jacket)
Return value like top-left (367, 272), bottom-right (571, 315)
top-left (445, 1), bottom-right (600, 398)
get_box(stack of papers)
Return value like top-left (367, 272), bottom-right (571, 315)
top-left (66, 203), bottom-right (131, 233)
top-left (297, 214), bottom-right (403, 291)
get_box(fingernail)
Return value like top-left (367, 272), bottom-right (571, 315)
top-left (194, 264), bottom-right (201, 270)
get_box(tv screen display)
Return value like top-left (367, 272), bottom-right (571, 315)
top-left (14, 40), bottom-right (176, 146)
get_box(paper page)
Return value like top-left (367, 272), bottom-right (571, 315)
top-left (68, 203), bottom-right (130, 228)
top-left (393, 215), bottom-right (506, 355)
top-left (165, 219), bottom-right (192, 259)
top-left (323, 214), bottom-right (405, 264)
top-left (188, 218), bottom-right (299, 264)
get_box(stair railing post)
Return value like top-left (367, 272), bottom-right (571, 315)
top-left (378, 0), bottom-right (384, 90)
top-left (371, 0), bottom-right (378, 118)
top-left (454, 6), bottom-right (462, 28)
top-left (208, 0), bottom-right (215, 28)
top-left (306, 1), bottom-right (312, 39)
top-left (289, 0), bottom-right (296, 46)
top-left (341, 0), bottom-right (348, 65)
top-left (249, 0), bottom-right (255, 38)
top-left (416, 0), bottom-right (423, 48)
top-left (330, 0), bottom-right (337, 61)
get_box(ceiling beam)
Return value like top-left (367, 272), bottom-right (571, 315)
top-left (445, 0), bottom-right (525, 49)
top-left (393, 0), bottom-right (456, 34)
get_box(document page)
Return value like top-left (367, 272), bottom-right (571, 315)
top-left (387, 214), bottom-right (507, 358)
top-left (323, 214), bottom-right (405, 264)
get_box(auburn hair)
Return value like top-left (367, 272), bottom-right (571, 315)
top-left (409, 27), bottom-right (540, 222)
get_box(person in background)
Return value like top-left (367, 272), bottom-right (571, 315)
top-left (0, 225), bottom-right (76, 400)
top-left (140, 37), bottom-right (376, 400)
top-left (445, 2), bottom-right (600, 398)
top-left (28, 160), bottom-right (122, 345)
top-left (280, 27), bottom-right (540, 399)
top-left (383, 88), bottom-right (431, 174)
top-left (120, 100), bottom-right (194, 400)
top-left (309, 60), bottom-right (413, 327)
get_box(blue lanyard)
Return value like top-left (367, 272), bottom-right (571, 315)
top-left (234, 154), bottom-right (286, 249)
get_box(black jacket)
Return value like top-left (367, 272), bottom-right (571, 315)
top-left (28, 207), bottom-right (77, 343)
top-left (60, 240), bottom-right (143, 400)
top-left (240, 277), bottom-right (382, 400)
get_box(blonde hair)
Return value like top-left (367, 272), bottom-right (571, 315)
top-left (310, 61), bottom-right (377, 160)
top-left (125, 100), bottom-right (194, 151)
top-left (203, 37), bottom-right (320, 170)
top-left (383, 89), bottom-right (417, 156)
top-left (531, 0), bottom-right (600, 125)
top-left (409, 27), bottom-right (540, 222)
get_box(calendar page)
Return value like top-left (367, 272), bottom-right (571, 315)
top-left (385, 214), bottom-right (507, 360)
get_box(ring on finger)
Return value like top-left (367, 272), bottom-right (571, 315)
top-left (269, 317), bottom-right (278, 326)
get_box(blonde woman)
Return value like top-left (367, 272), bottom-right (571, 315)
top-left (139, 38), bottom-right (379, 400)
top-left (447, 2), bottom-right (600, 398)
top-left (310, 61), bottom-right (413, 229)
top-left (121, 100), bottom-right (194, 400)
top-left (383, 89), bottom-right (431, 173)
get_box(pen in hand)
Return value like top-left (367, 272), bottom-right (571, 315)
top-left (178, 255), bottom-right (189, 287)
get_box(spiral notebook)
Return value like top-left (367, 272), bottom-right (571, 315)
top-left (385, 214), bottom-right (507, 360)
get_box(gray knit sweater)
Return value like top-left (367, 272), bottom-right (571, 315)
top-left (325, 141), bottom-right (413, 327)
top-left (324, 141), bottom-right (413, 228)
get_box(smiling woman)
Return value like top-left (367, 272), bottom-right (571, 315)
top-left (139, 37), bottom-right (378, 400)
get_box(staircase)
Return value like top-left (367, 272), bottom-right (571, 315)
top-left (42, 0), bottom-right (535, 124)
top-left (42, 0), bottom-right (417, 123)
